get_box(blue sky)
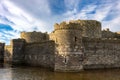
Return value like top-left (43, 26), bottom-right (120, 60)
top-left (0, 0), bottom-right (120, 44)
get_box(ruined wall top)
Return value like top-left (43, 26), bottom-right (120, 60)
top-left (54, 19), bottom-right (101, 31)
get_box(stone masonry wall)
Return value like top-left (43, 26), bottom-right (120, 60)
top-left (0, 43), bottom-right (4, 63)
top-left (53, 30), bottom-right (83, 72)
top-left (53, 20), bottom-right (101, 39)
top-left (24, 41), bottom-right (55, 69)
top-left (79, 20), bottom-right (101, 38)
top-left (55, 44), bottom-right (84, 72)
top-left (83, 38), bottom-right (120, 69)
top-left (21, 31), bottom-right (49, 43)
top-left (12, 39), bottom-right (25, 65)
top-left (4, 45), bottom-right (12, 63)
top-left (102, 29), bottom-right (115, 38)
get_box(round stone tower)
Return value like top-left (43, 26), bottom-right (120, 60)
top-left (69, 20), bottom-right (102, 38)
top-left (51, 21), bottom-right (83, 44)
top-left (20, 31), bottom-right (49, 43)
top-left (50, 21), bottom-right (84, 71)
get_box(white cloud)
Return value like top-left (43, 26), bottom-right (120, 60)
top-left (93, 4), bottom-right (112, 21)
top-left (62, 0), bottom-right (120, 32)
top-left (62, 4), bottom-right (97, 21)
top-left (64, 0), bottom-right (80, 10)
top-left (0, 0), bottom-right (52, 44)
top-left (10, 0), bottom-right (51, 20)
top-left (0, 0), bottom-right (120, 44)
top-left (102, 17), bottom-right (120, 32)
top-left (0, 0), bottom-right (49, 31)
top-left (101, 0), bottom-right (120, 31)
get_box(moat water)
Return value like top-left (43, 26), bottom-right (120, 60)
top-left (0, 63), bottom-right (120, 80)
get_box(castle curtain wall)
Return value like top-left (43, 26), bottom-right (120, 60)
top-left (4, 19), bottom-right (120, 72)
top-left (24, 41), bottom-right (55, 69)
top-left (12, 39), bottom-right (25, 65)
top-left (83, 38), bottom-right (120, 69)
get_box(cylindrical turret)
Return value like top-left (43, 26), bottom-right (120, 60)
top-left (50, 21), bottom-right (84, 72)
top-left (51, 21), bottom-right (82, 45)
top-left (20, 31), bottom-right (49, 43)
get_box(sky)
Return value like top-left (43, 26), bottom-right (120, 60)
top-left (0, 0), bottom-right (120, 44)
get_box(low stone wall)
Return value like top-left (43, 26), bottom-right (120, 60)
top-left (83, 38), bottom-right (120, 69)
top-left (24, 41), bottom-right (55, 69)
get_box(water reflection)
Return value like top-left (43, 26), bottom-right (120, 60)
top-left (0, 66), bottom-right (120, 80)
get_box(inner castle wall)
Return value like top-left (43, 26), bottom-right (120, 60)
top-left (102, 28), bottom-right (115, 38)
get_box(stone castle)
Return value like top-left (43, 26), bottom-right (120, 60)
top-left (0, 19), bottom-right (120, 72)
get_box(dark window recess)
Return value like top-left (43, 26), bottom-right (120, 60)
top-left (64, 56), bottom-right (68, 64)
top-left (75, 36), bottom-right (77, 42)
top-left (65, 57), bottom-right (67, 63)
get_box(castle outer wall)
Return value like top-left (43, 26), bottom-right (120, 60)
top-left (83, 38), bottom-right (120, 69)
top-left (24, 41), bottom-right (55, 68)
top-left (10, 31), bottom-right (55, 69)
top-left (3, 19), bottom-right (120, 72)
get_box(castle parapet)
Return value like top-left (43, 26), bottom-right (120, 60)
top-left (53, 20), bottom-right (101, 38)
top-left (54, 21), bottom-right (83, 31)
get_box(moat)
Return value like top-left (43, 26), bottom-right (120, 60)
top-left (0, 63), bottom-right (120, 80)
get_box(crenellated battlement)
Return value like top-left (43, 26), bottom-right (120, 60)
top-left (73, 19), bottom-right (101, 26)
top-left (54, 20), bottom-right (101, 31)
top-left (54, 21), bottom-right (83, 31)
top-left (53, 19), bottom-right (101, 38)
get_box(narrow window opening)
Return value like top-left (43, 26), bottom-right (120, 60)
top-left (64, 56), bottom-right (68, 64)
top-left (75, 36), bottom-right (77, 42)
top-left (65, 57), bottom-right (67, 64)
